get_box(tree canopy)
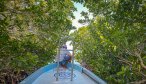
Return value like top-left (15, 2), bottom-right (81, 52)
top-left (0, 0), bottom-right (146, 84)
top-left (72, 0), bottom-right (146, 83)
top-left (0, 0), bottom-right (75, 83)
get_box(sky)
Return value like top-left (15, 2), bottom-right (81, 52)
top-left (72, 3), bottom-right (89, 28)
top-left (66, 3), bottom-right (89, 50)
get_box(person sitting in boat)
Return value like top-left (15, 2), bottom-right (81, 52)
top-left (56, 44), bottom-right (72, 68)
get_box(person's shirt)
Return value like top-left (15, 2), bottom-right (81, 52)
top-left (55, 48), bottom-right (71, 62)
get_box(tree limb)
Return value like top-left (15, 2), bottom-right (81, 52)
top-left (135, 43), bottom-right (146, 70)
top-left (130, 79), bottom-right (146, 84)
top-left (136, 53), bottom-right (146, 70)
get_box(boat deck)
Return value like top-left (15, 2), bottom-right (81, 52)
top-left (20, 63), bottom-right (106, 84)
top-left (32, 68), bottom-right (97, 84)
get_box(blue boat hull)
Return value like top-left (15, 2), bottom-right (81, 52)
top-left (20, 63), bottom-right (106, 84)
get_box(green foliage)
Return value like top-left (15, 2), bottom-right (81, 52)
top-left (1, 0), bottom-right (146, 83)
top-left (0, 0), bottom-right (75, 83)
top-left (73, 0), bottom-right (146, 83)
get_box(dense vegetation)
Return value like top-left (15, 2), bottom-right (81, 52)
top-left (0, 0), bottom-right (146, 84)
top-left (0, 0), bottom-right (75, 83)
top-left (73, 0), bottom-right (146, 84)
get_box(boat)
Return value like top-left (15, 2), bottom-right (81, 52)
top-left (20, 63), bottom-right (106, 84)
top-left (20, 36), bottom-right (107, 84)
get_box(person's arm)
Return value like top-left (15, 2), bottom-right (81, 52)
top-left (66, 51), bottom-right (72, 62)
top-left (66, 51), bottom-right (72, 57)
